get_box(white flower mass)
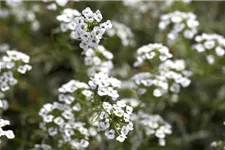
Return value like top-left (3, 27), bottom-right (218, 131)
top-left (57, 7), bottom-right (112, 50)
top-left (134, 43), bottom-right (173, 67)
top-left (0, 50), bottom-right (32, 92)
top-left (193, 33), bottom-right (225, 64)
top-left (159, 11), bottom-right (199, 43)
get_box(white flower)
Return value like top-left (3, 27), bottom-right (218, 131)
top-left (121, 126), bottom-right (130, 135)
top-left (170, 83), bottom-right (180, 93)
top-left (64, 128), bottom-right (74, 137)
top-left (44, 115), bottom-right (54, 123)
top-left (48, 127), bottom-right (58, 136)
top-left (206, 55), bottom-right (215, 64)
top-left (159, 138), bottom-right (166, 146)
top-left (215, 47), bottom-right (225, 56)
top-left (80, 139), bottom-right (89, 148)
top-left (155, 129), bottom-right (165, 139)
top-left (55, 0), bottom-right (68, 6)
top-left (127, 122), bottom-right (134, 130)
top-left (124, 113), bottom-right (131, 122)
top-left (103, 102), bottom-right (112, 114)
top-left (117, 101), bottom-right (126, 108)
top-left (126, 105), bottom-right (133, 114)
top-left (72, 103), bottom-right (81, 111)
top-left (81, 89), bottom-right (93, 98)
top-left (4, 130), bottom-right (15, 139)
top-left (97, 121), bottom-right (110, 131)
top-left (113, 104), bottom-right (124, 117)
top-left (62, 110), bottom-right (74, 120)
top-left (105, 129), bottom-right (115, 139)
top-left (153, 89), bottom-right (164, 97)
top-left (116, 134), bottom-right (127, 142)
top-left (0, 119), bottom-right (15, 139)
top-left (99, 111), bottom-right (108, 120)
top-left (54, 117), bottom-right (64, 126)
top-left (193, 33), bottom-right (225, 64)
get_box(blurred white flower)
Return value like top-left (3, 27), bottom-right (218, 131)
top-left (193, 33), bottom-right (225, 65)
top-left (159, 11), bottom-right (199, 44)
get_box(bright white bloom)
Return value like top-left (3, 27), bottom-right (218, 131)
top-left (57, 7), bottom-right (112, 50)
top-left (134, 43), bottom-right (172, 67)
top-left (55, 0), bottom-right (68, 6)
top-left (98, 100), bottom-right (133, 142)
top-left (58, 80), bottom-right (89, 93)
top-left (0, 118), bottom-right (15, 139)
top-left (105, 129), bottom-right (115, 139)
top-left (159, 11), bottom-right (199, 44)
top-left (193, 33), bottom-right (225, 64)
top-left (116, 134), bottom-right (127, 142)
top-left (88, 72), bottom-right (121, 100)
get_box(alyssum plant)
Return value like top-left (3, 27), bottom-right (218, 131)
top-left (0, 1), bottom-right (225, 150)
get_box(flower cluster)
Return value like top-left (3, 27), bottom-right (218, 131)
top-left (0, 118), bottom-right (15, 139)
top-left (0, 50), bottom-right (32, 92)
top-left (57, 8), bottom-right (81, 32)
top-left (132, 42), bottom-right (191, 99)
top-left (107, 21), bottom-right (135, 47)
top-left (57, 7), bottom-right (112, 50)
top-left (83, 45), bottom-right (114, 76)
top-left (133, 43), bottom-right (173, 67)
top-left (96, 101), bottom-right (133, 142)
top-left (39, 80), bottom-right (93, 149)
top-left (0, 47), bottom-right (32, 143)
top-left (193, 33), bottom-right (225, 64)
top-left (134, 111), bottom-right (172, 146)
top-left (88, 72), bottom-right (121, 100)
top-left (133, 59), bottom-right (191, 98)
top-left (159, 11), bottom-right (199, 42)
top-left (0, 1), bottom-right (40, 31)
top-left (38, 71), bottom-right (134, 149)
top-left (39, 103), bottom-right (91, 149)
